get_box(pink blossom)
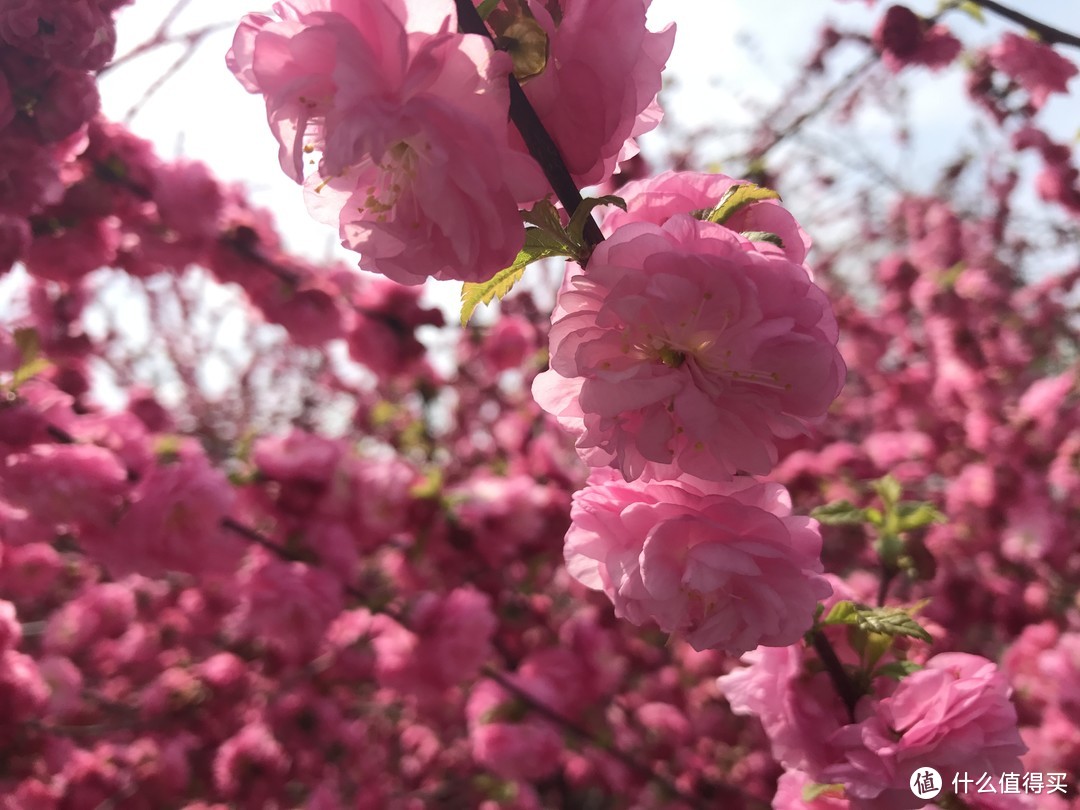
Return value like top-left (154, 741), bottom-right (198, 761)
top-left (228, 0), bottom-right (541, 284)
top-left (0, 214), bottom-right (30, 273)
top-left (227, 550), bottom-right (344, 664)
top-left (505, 0), bottom-right (675, 186)
top-left (0, 0), bottom-right (116, 72)
top-left (873, 6), bottom-right (961, 73)
top-left (0, 600), bottom-right (20, 652)
top-left (466, 676), bottom-right (564, 781)
top-left (533, 216), bottom-right (845, 481)
top-left (212, 722), bottom-right (289, 801)
top-left (480, 314), bottom-right (538, 373)
top-left (719, 643), bottom-right (850, 777)
top-left (601, 170), bottom-right (813, 266)
top-left (89, 444), bottom-right (245, 578)
top-left (565, 470), bottom-right (830, 654)
top-left (373, 588), bottom-right (496, 698)
top-left (346, 278), bottom-right (444, 377)
top-left (989, 33), bottom-right (1078, 110)
top-left (254, 428), bottom-right (343, 486)
top-left (0, 650), bottom-right (49, 724)
top-left (0, 444), bottom-right (127, 531)
top-left (823, 653), bottom-right (1026, 810)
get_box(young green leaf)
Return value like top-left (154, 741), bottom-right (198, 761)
top-left (811, 501), bottom-right (868, 525)
top-left (874, 660), bottom-right (924, 680)
top-left (821, 601), bottom-right (933, 643)
top-left (566, 195), bottom-right (626, 250)
top-left (871, 475), bottom-right (902, 510)
top-left (739, 230), bottom-right (785, 248)
top-left (699, 183), bottom-right (781, 225)
top-left (460, 230), bottom-right (573, 325)
top-left (802, 783), bottom-right (845, 802)
top-left (476, 0), bottom-right (500, 20)
top-left (896, 502), bottom-right (946, 532)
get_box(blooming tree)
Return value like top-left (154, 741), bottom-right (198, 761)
top-left (1, 0), bottom-right (1079, 808)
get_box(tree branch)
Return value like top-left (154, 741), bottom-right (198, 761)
top-left (453, 0), bottom-right (604, 249)
top-left (964, 0), bottom-right (1080, 50)
top-left (811, 630), bottom-right (861, 722)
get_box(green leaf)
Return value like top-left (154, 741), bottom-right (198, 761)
top-left (811, 500), bottom-right (868, 525)
top-left (460, 230), bottom-right (572, 325)
top-left (7, 328), bottom-right (51, 391)
top-left (874, 660), bottom-right (924, 680)
top-left (940, 0), bottom-right (985, 22)
top-left (9, 357), bottom-right (51, 390)
top-left (566, 195), bottom-right (626, 250)
top-left (821, 601), bottom-right (933, 643)
top-left (823, 600), bottom-right (859, 626)
top-left (520, 199), bottom-right (564, 234)
top-left (739, 230), bottom-right (784, 248)
top-left (698, 183), bottom-right (781, 225)
top-left (871, 475), bottom-right (902, 509)
top-left (476, 0), bottom-right (500, 20)
top-left (858, 606), bottom-right (933, 643)
top-left (802, 783), bottom-right (845, 802)
top-left (896, 502), bottom-right (946, 532)
top-left (13, 327), bottom-right (40, 362)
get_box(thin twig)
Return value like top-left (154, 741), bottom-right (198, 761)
top-left (811, 630), bottom-right (861, 722)
top-left (964, 0), bottom-right (1080, 50)
top-left (453, 0), bottom-right (604, 249)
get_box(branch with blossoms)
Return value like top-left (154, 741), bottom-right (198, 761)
top-left (4, 0), bottom-right (1080, 807)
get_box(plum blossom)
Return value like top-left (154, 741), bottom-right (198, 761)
top-left (490, 0), bottom-right (675, 186)
top-left (873, 5), bottom-right (961, 73)
top-left (823, 653), bottom-right (1027, 810)
top-left (989, 33), bottom-right (1078, 110)
top-left (86, 443), bottom-right (245, 579)
top-left (533, 215), bottom-right (845, 481)
top-left (227, 0), bottom-right (542, 284)
top-left (564, 470), bottom-right (831, 654)
top-left (601, 170), bottom-right (813, 266)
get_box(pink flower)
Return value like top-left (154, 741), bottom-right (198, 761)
top-left (227, 0), bottom-right (542, 284)
top-left (466, 676), bottom-right (564, 781)
top-left (504, 0), bottom-right (675, 186)
top-left (227, 550), bottom-right (344, 664)
top-left (479, 314), bottom-right (538, 373)
top-left (373, 588), bottom-right (496, 698)
top-left (88, 443), bottom-right (245, 579)
top-left (345, 278), bottom-right (444, 378)
top-left (823, 653), bottom-right (1026, 810)
top-left (533, 216), bottom-right (845, 481)
top-left (873, 6), bottom-right (961, 73)
top-left (0, 0), bottom-right (116, 72)
top-left (213, 722), bottom-right (289, 801)
top-left (601, 170), bottom-right (813, 266)
top-left (254, 428), bottom-right (344, 486)
top-left (989, 33), bottom-right (1078, 110)
top-left (564, 470), bottom-right (830, 654)
top-left (0, 444), bottom-right (128, 531)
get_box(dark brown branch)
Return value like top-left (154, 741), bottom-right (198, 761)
top-left (811, 630), bottom-right (861, 722)
top-left (964, 0), bottom-right (1080, 50)
top-left (453, 0), bottom-right (604, 249)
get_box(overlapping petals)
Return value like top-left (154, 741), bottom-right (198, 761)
top-left (565, 470), bottom-right (831, 654)
top-left (534, 214), bottom-right (846, 481)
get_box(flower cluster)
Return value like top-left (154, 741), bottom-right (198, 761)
top-left (227, 0), bottom-right (672, 284)
top-left (534, 170), bottom-right (846, 654)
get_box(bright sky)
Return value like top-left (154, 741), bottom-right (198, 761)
top-left (95, 0), bottom-right (1080, 313)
